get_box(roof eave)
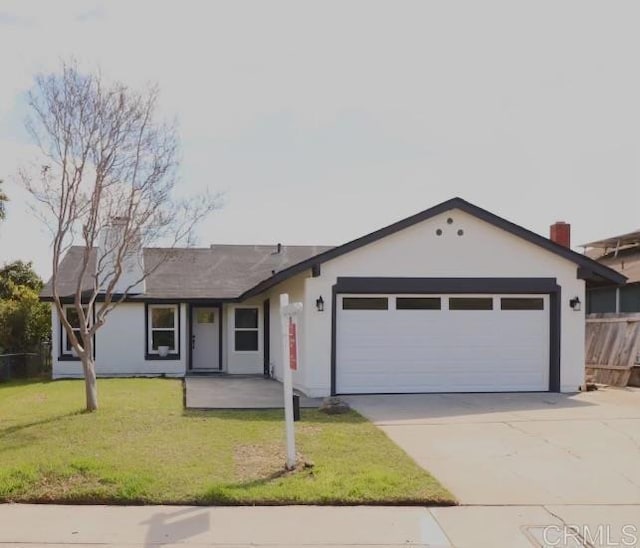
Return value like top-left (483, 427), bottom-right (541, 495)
top-left (577, 266), bottom-right (627, 286)
top-left (42, 198), bottom-right (627, 302)
top-left (39, 293), bottom-right (242, 304)
top-left (240, 197), bottom-right (628, 295)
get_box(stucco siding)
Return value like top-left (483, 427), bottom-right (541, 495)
top-left (51, 303), bottom-right (187, 378)
top-left (225, 297), bottom-right (265, 374)
top-left (51, 207), bottom-right (587, 394)
top-left (299, 208), bottom-right (585, 396)
top-left (266, 272), bottom-right (308, 392)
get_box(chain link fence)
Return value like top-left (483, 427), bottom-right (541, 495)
top-left (0, 342), bottom-right (51, 381)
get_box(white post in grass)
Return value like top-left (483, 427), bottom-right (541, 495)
top-left (280, 293), bottom-right (302, 470)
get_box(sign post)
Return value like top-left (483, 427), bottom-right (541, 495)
top-left (280, 293), bottom-right (302, 470)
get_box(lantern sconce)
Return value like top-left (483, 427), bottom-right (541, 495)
top-left (569, 297), bottom-right (581, 312)
top-left (315, 296), bottom-right (325, 312)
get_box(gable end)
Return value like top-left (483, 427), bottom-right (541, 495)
top-left (241, 198), bottom-right (625, 299)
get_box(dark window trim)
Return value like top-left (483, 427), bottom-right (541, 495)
top-left (342, 297), bottom-right (389, 310)
top-left (500, 297), bottom-right (545, 311)
top-left (449, 297), bottom-right (494, 310)
top-left (145, 302), bottom-right (181, 360)
top-left (396, 297), bottom-right (442, 310)
top-left (188, 304), bottom-right (222, 371)
top-left (330, 277), bottom-right (561, 395)
top-left (58, 304), bottom-right (95, 361)
top-left (233, 306), bottom-right (260, 352)
top-left (58, 354), bottom-right (82, 362)
top-left (263, 299), bottom-right (270, 377)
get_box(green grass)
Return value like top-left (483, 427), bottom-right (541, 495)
top-left (0, 378), bottom-right (455, 505)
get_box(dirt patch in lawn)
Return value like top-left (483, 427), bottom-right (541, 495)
top-left (233, 443), bottom-right (310, 482)
top-left (27, 470), bottom-right (113, 501)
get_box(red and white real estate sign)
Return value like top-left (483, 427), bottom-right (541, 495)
top-left (280, 293), bottom-right (302, 470)
top-left (288, 317), bottom-right (297, 371)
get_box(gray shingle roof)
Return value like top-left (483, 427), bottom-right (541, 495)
top-left (41, 197), bottom-right (626, 302)
top-left (41, 244), bottom-right (333, 301)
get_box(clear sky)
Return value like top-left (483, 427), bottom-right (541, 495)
top-left (1, 0), bottom-right (639, 279)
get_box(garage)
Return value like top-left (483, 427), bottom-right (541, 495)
top-left (335, 292), bottom-right (551, 394)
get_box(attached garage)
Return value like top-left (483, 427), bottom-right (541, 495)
top-left (336, 292), bottom-right (551, 394)
top-left (237, 197), bottom-right (625, 397)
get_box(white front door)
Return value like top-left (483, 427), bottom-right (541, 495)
top-left (191, 307), bottom-right (220, 370)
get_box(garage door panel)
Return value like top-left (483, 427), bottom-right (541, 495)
top-left (338, 372), bottom-right (548, 393)
top-left (336, 293), bottom-right (550, 393)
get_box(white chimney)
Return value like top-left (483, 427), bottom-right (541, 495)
top-left (98, 217), bottom-right (145, 295)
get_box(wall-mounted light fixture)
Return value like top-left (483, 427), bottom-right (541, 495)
top-left (569, 297), bottom-right (581, 311)
top-left (315, 296), bottom-right (324, 312)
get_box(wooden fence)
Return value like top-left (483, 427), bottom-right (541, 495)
top-left (585, 313), bottom-right (640, 386)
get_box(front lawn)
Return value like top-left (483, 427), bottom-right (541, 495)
top-left (0, 378), bottom-right (454, 505)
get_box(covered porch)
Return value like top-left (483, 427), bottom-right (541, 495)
top-left (184, 375), bottom-right (321, 409)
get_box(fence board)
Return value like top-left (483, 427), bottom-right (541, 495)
top-left (585, 313), bottom-right (640, 386)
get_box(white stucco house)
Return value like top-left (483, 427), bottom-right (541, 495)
top-left (41, 197), bottom-right (624, 396)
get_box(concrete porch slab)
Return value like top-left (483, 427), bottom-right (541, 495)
top-left (185, 376), bottom-right (322, 409)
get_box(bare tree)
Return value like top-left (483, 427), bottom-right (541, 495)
top-left (20, 61), bottom-right (218, 411)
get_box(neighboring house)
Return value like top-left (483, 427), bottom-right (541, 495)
top-left (40, 197), bottom-right (624, 396)
top-left (582, 231), bottom-right (640, 314)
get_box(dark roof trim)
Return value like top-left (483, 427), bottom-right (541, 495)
top-left (576, 267), bottom-right (623, 285)
top-left (241, 197), bottom-right (626, 298)
top-left (40, 293), bottom-right (239, 305)
top-left (334, 276), bottom-right (560, 294)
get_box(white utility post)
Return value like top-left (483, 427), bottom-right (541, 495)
top-left (280, 293), bottom-right (303, 470)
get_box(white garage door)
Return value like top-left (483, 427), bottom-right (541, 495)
top-left (336, 294), bottom-right (550, 393)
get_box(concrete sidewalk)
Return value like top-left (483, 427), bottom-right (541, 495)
top-left (0, 504), bottom-right (639, 547)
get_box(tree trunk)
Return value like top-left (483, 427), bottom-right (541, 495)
top-left (81, 355), bottom-right (98, 411)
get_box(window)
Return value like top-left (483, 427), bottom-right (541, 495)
top-left (501, 298), bottom-right (544, 310)
top-left (148, 305), bottom-right (179, 355)
top-left (449, 297), bottom-right (493, 310)
top-left (620, 285), bottom-right (640, 313)
top-left (235, 308), bottom-right (259, 351)
top-left (342, 297), bottom-right (388, 310)
top-left (396, 297), bottom-right (441, 310)
top-left (197, 310), bottom-right (215, 323)
top-left (61, 305), bottom-right (90, 356)
top-left (65, 307), bottom-right (82, 352)
top-left (587, 288), bottom-right (617, 314)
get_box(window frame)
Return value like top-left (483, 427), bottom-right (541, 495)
top-left (59, 304), bottom-right (93, 361)
top-left (146, 303), bottom-right (181, 360)
top-left (342, 297), bottom-right (389, 310)
top-left (449, 297), bottom-right (494, 311)
top-left (395, 297), bottom-right (442, 310)
top-left (233, 306), bottom-right (260, 353)
top-left (500, 297), bottom-right (545, 311)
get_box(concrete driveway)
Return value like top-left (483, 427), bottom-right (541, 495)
top-left (345, 388), bottom-right (640, 505)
